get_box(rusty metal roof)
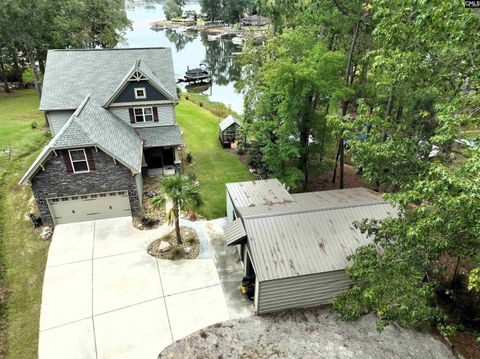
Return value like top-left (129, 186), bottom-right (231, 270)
top-left (226, 180), bottom-right (396, 282)
top-left (245, 203), bottom-right (396, 281)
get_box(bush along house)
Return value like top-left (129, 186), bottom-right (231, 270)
top-left (19, 48), bottom-right (183, 225)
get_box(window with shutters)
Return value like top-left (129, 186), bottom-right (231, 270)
top-left (68, 149), bottom-right (90, 173)
top-left (134, 107), bottom-right (153, 122)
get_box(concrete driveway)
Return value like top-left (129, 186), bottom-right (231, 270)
top-left (38, 217), bottom-right (252, 359)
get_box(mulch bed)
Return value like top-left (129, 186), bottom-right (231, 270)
top-left (147, 227), bottom-right (200, 260)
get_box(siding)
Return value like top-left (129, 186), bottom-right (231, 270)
top-left (47, 110), bottom-right (75, 136)
top-left (256, 270), bottom-right (351, 314)
top-left (112, 80), bottom-right (169, 103)
top-left (110, 106), bottom-right (175, 127)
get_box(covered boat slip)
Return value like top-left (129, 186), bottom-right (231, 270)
top-left (224, 179), bottom-right (396, 314)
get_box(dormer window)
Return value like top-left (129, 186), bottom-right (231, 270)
top-left (134, 107), bottom-right (153, 122)
top-left (134, 87), bottom-right (146, 99)
top-left (69, 149), bottom-right (90, 173)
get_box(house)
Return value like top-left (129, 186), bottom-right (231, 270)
top-left (241, 15), bottom-right (270, 26)
top-left (19, 48), bottom-right (183, 225)
top-left (224, 179), bottom-right (396, 314)
top-left (218, 115), bottom-right (243, 147)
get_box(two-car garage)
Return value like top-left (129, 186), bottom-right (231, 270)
top-left (47, 190), bottom-right (131, 225)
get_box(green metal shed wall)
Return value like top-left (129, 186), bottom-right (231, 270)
top-left (256, 270), bottom-right (351, 314)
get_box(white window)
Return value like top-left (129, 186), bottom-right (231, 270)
top-left (134, 87), bottom-right (146, 99)
top-left (69, 149), bottom-right (90, 173)
top-left (134, 107), bottom-right (153, 122)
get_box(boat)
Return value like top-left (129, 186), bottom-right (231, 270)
top-left (181, 63), bottom-right (211, 84)
top-left (175, 26), bottom-right (187, 33)
top-left (207, 34), bottom-right (221, 41)
top-left (232, 36), bottom-right (244, 45)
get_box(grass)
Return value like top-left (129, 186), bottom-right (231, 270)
top-left (0, 89), bottom-right (50, 358)
top-left (176, 96), bottom-right (254, 219)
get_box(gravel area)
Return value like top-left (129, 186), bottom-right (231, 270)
top-left (160, 307), bottom-right (455, 359)
top-left (147, 227), bottom-right (199, 260)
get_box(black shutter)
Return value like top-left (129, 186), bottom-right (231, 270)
top-left (85, 148), bottom-right (96, 170)
top-left (129, 108), bottom-right (135, 124)
top-left (153, 107), bottom-right (159, 122)
top-left (62, 150), bottom-right (73, 173)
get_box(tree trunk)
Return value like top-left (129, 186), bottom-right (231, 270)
top-left (382, 93), bottom-right (394, 141)
top-left (333, 20), bottom-right (361, 189)
top-left (28, 51), bottom-right (42, 98)
top-left (174, 205), bottom-right (181, 245)
top-left (0, 60), bottom-right (11, 93)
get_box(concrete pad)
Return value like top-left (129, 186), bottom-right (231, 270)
top-left (93, 251), bottom-right (163, 315)
top-left (165, 285), bottom-right (229, 341)
top-left (40, 260), bottom-right (92, 330)
top-left (39, 318), bottom-right (96, 359)
top-left (46, 221), bottom-right (94, 267)
top-left (157, 259), bottom-right (220, 296)
top-left (94, 298), bottom-right (172, 359)
top-left (94, 217), bottom-right (171, 258)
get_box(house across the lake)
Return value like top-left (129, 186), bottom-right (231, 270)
top-left (19, 48), bottom-right (183, 225)
top-left (224, 179), bottom-right (396, 314)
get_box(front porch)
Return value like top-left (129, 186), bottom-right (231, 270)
top-left (143, 146), bottom-right (181, 177)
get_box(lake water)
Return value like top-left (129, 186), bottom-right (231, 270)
top-left (120, 0), bottom-right (244, 113)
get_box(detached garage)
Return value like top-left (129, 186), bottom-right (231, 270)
top-left (224, 179), bottom-right (396, 314)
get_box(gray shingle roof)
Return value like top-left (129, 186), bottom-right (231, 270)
top-left (136, 126), bottom-right (182, 148)
top-left (20, 95), bottom-right (143, 184)
top-left (219, 115), bottom-right (242, 132)
top-left (40, 48), bottom-right (178, 110)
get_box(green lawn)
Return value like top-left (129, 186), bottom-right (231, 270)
top-left (0, 89), bottom-right (50, 358)
top-left (176, 97), bottom-right (254, 219)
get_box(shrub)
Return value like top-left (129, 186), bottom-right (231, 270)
top-left (171, 246), bottom-right (184, 259)
top-left (186, 152), bottom-right (193, 163)
top-left (237, 144), bottom-right (245, 155)
top-left (199, 102), bottom-right (203, 107)
top-left (187, 236), bottom-right (197, 245)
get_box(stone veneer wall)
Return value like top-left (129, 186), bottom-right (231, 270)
top-left (31, 147), bottom-right (141, 224)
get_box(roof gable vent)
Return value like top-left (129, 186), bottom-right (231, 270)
top-left (129, 70), bottom-right (147, 82)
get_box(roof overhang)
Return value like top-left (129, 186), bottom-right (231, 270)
top-left (224, 219), bottom-right (247, 246)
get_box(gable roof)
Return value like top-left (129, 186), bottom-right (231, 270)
top-left (40, 48), bottom-right (178, 111)
top-left (219, 115), bottom-right (242, 132)
top-left (103, 59), bottom-right (176, 107)
top-left (20, 95), bottom-right (143, 184)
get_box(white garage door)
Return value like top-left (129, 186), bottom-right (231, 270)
top-left (48, 191), bottom-right (132, 225)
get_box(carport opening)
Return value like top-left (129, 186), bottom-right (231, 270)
top-left (241, 250), bottom-right (256, 301)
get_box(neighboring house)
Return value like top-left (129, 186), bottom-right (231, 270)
top-left (241, 15), bottom-right (270, 26)
top-left (218, 115), bottom-right (243, 148)
top-left (19, 48), bottom-right (183, 225)
top-left (224, 179), bottom-right (396, 314)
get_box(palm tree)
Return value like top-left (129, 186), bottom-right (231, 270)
top-left (151, 174), bottom-right (201, 245)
